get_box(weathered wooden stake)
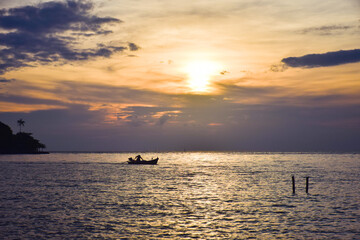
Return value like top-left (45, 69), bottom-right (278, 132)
top-left (306, 177), bottom-right (309, 194)
top-left (292, 175), bottom-right (295, 194)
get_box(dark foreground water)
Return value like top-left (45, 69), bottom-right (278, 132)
top-left (0, 152), bottom-right (359, 239)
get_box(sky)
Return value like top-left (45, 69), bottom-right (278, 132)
top-left (0, 0), bottom-right (359, 152)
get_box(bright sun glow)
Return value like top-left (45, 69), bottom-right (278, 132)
top-left (185, 60), bottom-right (221, 92)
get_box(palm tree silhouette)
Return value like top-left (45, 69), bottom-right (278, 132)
top-left (17, 118), bottom-right (25, 132)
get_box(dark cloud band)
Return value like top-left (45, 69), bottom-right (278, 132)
top-left (300, 25), bottom-right (354, 35)
top-left (0, 0), bottom-right (137, 74)
top-left (281, 49), bottom-right (360, 68)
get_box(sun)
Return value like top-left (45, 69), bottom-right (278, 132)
top-left (185, 60), bottom-right (221, 92)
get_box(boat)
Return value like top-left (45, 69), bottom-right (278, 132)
top-left (128, 157), bottom-right (159, 165)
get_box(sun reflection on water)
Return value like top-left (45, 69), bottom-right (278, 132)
top-left (0, 152), bottom-right (359, 239)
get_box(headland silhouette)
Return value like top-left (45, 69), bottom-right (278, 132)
top-left (0, 120), bottom-right (48, 154)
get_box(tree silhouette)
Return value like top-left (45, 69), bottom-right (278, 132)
top-left (17, 118), bottom-right (25, 132)
top-left (1, 121), bottom-right (47, 154)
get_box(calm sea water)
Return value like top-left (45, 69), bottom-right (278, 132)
top-left (0, 152), bottom-right (359, 239)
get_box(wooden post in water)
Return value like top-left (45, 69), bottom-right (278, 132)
top-left (292, 175), bottom-right (295, 194)
top-left (306, 177), bottom-right (309, 194)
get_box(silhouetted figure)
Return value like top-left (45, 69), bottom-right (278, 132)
top-left (135, 155), bottom-right (143, 162)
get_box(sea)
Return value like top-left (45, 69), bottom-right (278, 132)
top-left (0, 152), bottom-right (359, 239)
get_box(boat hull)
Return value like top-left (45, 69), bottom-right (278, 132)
top-left (128, 158), bottom-right (158, 165)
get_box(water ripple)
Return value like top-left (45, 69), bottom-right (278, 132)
top-left (0, 153), bottom-right (359, 239)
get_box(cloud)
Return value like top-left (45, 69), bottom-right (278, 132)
top-left (269, 63), bottom-right (287, 72)
top-left (0, 1), bottom-right (120, 34)
top-left (116, 106), bottom-right (178, 127)
top-left (281, 49), bottom-right (360, 68)
top-left (300, 24), bottom-right (354, 35)
top-left (156, 114), bottom-right (171, 126)
top-left (1, 78), bottom-right (360, 151)
top-left (128, 42), bottom-right (140, 51)
top-left (2, 94), bottom-right (359, 152)
top-left (0, 0), bottom-right (131, 74)
top-left (0, 78), bottom-right (15, 83)
top-left (0, 93), bottom-right (65, 106)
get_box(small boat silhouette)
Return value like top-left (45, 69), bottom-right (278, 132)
top-left (128, 157), bottom-right (158, 165)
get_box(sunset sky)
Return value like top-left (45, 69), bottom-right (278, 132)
top-left (0, 0), bottom-right (359, 151)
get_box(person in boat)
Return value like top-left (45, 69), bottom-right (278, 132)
top-left (134, 155), bottom-right (143, 162)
